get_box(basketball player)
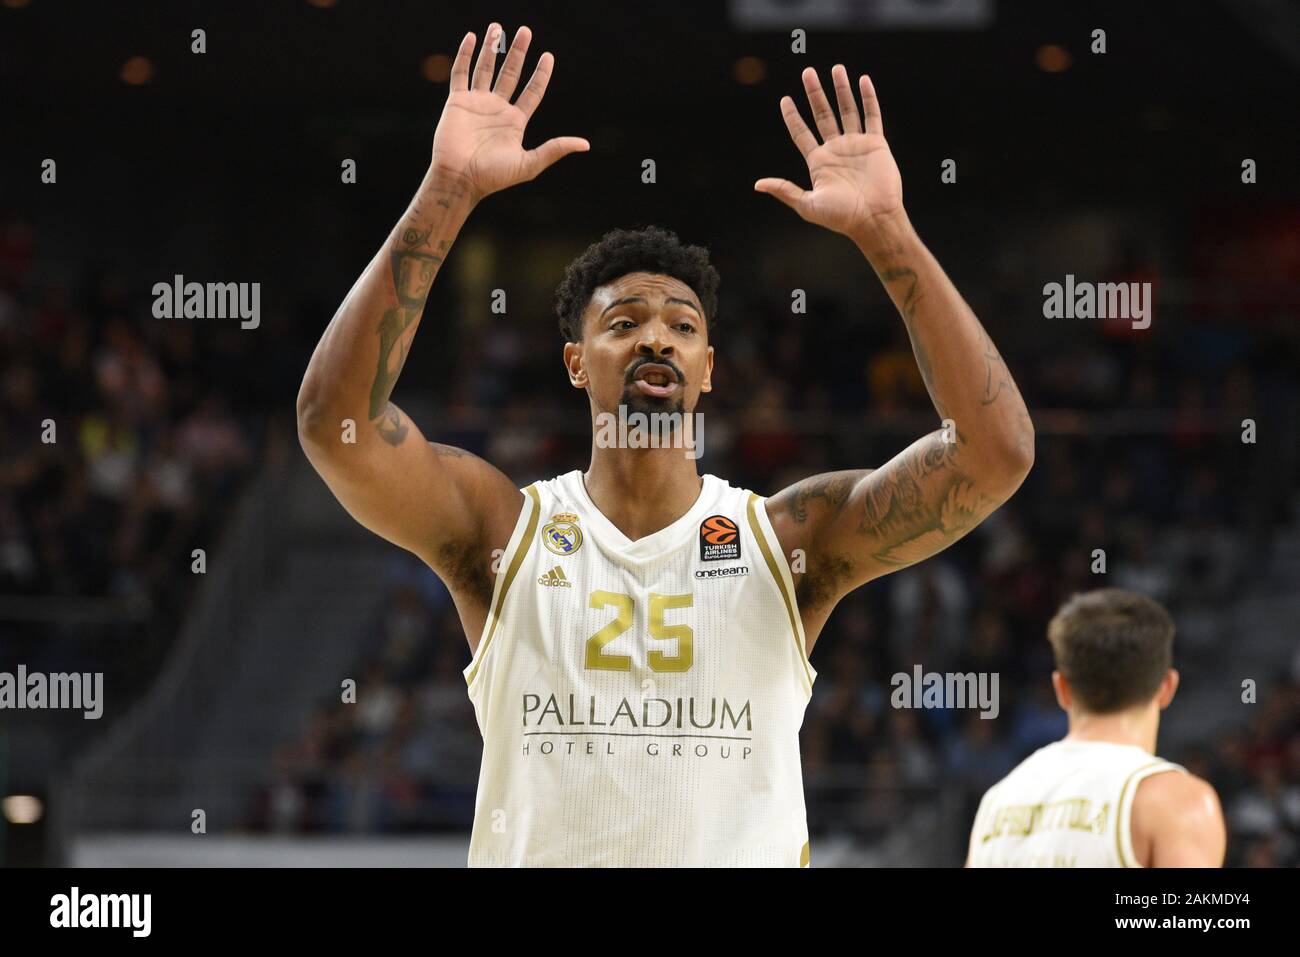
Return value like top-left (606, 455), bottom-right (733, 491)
top-left (297, 23), bottom-right (1035, 866)
top-left (966, 589), bottom-right (1226, 867)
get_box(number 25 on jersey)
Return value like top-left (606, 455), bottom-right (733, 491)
top-left (585, 591), bottom-right (693, 673)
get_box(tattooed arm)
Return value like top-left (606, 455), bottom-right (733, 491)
top-left (757, 66), bottom-right (1033, 651)
top-left (297, 165), bottom-right (519, 599)
top-left (296, 23), bottom-right (587, 627)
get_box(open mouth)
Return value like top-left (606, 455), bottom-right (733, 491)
top-left (631, 363), bottom-right (680, 398)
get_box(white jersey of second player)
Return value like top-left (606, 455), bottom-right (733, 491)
top-left (968, 739), bottom-right (1185, 867)
top-left (463, 469), bottom-right (818, 867)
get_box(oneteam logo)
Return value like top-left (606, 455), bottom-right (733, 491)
top-left (538, 566), bottom-right (572, 588)
top-left (695, 565), bottom-right (749, 580)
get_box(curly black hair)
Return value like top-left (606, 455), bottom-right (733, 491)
top-left (553, 225), bottom-right (720, 341)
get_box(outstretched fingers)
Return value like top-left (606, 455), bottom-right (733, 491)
top-left (493, 25), bottom-right (532, 101)
top-left (471, 22), bottom-right (503, 92)
top-left (801, 67), bottom-right (841, 142)
top-left (753, 176), bottom-right (808, 215)
top-left (522, 136), bottom-right (591, 181)
top-left (779, 95), bottom-right (819, 161)
top-left (859, 74), bottom-right (884, 137)
top-left (831, 65), bottom-right (862, 135)
top-left (514, 50), bottom-right (555, 121)
top-left (450, 31), bottom-right (476, 93)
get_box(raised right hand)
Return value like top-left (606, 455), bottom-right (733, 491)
top-left (431, 23), bottom-right (590, 206)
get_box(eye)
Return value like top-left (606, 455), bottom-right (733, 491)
top-left (611, 318), bottom-right (635, 331)
top-left (675, 320), bottom-right (696, 333)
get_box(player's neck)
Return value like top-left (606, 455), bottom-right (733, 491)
top-left (1064, 708), bottom-right (1159, 754)
top-left (583, 446), bottom-right (703, 542)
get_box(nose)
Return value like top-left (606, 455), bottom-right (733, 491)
top-left (634, 318), bottom-right (674, 358)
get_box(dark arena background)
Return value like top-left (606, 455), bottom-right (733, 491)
top-left (0, 0), bottom-right (1297, 909)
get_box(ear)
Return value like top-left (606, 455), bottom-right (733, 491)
top-left (700, 345), bottom-right (714, 393)
top-left (563, 340), bottom-right (587, 389)
top-left (1050, 671), bottom-right (1071, 712)
top-left (1156, 668), bottom-right (1179, 710)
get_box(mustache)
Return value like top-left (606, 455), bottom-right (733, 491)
top-left (625, 357), bottom-right (685, 384)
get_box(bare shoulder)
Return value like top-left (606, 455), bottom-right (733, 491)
top-left (1134, 770), bottom-right (1222, 821)
top-left (1132, 771), bottom-right (1226, 867)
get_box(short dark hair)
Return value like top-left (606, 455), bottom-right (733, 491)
top-left (1047, 588), bottom-right (1174, 714)
top-left (553, 225), bottom-right (720, 341)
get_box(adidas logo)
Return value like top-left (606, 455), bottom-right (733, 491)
top-left (537, 566), bottom-right (573, 588)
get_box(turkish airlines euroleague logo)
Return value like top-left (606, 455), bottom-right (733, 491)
top-left (699, 515), bottom-right (741, 562)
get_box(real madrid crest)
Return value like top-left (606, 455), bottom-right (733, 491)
top-left (542, 512), bottom-right (583, 556)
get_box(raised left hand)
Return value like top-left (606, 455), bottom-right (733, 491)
top-left (755, 66), bottom-right (904, 240)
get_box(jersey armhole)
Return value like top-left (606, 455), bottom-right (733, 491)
top-left (746, 492), bottom-right (817, 697)
top-left (1117, 761), bottom-right (1186, 868)
top-left (463, 483), bottom-right (541, 693)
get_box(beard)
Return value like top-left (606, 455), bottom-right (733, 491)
top-left (618, 385), bottom-right (686, 419)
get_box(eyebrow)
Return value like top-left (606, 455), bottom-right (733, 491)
top-left (599, 296), bottom-right (701, 319)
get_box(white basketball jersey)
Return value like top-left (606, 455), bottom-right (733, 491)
top-left (967, 740), bottom-right (1185, 868)
top-left (463, 469), bottom-right (818, 867)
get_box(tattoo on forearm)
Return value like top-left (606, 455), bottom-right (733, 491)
top-left (912, 336), bottom-right (953, 424)
top-left (367, 250), bottom-right (443, 422)
top-left (391, 249), bottom-right (443, 308)
top-left (880, 265), bottom-right (959, 423)
top-left (364, 189), bottom-right (465, 429)
top-left (977, 325), bottom-right (1015, 407)
top-left (878, 265), bottom-right (924, 321)
top-left (402, 224), bottom-right (434, 247)
top-left (974, 326), bottom-right (1033, 458)
top-left (877, 256), bottom-right (1027, 440)
top-left (369, 303), bottom-right (415, 420)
